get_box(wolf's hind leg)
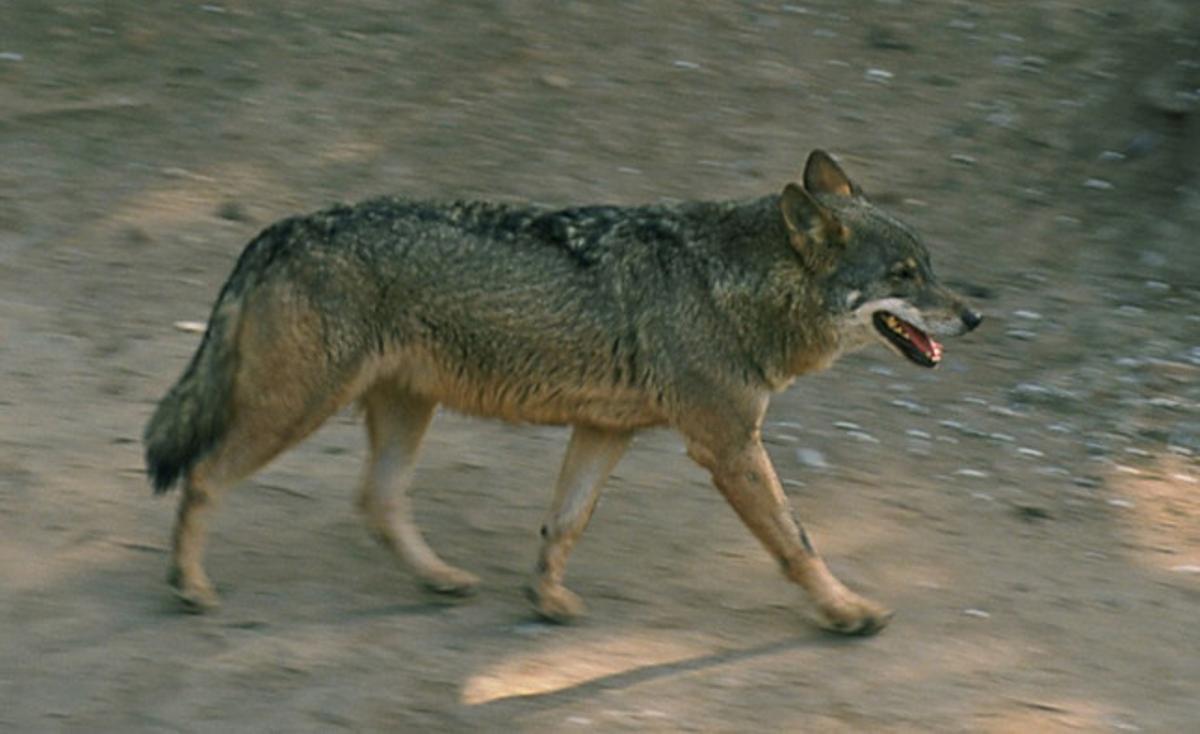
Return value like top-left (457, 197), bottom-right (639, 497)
top-left (169, 474), bottom-right (223, 612)
top-left (169, 413), bottom-right (330, 612)
top-left (358, 383), bottom-right (478, 595)
top-left (530, 425), bottom-right (631, 622)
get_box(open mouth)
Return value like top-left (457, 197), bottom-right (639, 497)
top-left (872, 311), bottom-right (943, 368)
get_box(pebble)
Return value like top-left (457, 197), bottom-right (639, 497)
top-left (796, 448), bottom-right (828, 469)
top-left (848, 431), bottom-right (879, 444)
top-left (989, 433), bottom-right (1016, 443)
top-left (766, 433), bottom-right (800, 445)
top-left (1083, 178), bottom-right (1114, 190)
top-left (865, 68), bottom-right (894, 82)
top-left (673, 60), bottom-right (700, 70)
top-left (950, 153), bottom-right (977, 165)
top-left (540, 73), bottom-right (572, 89)
top-left (955, 468), bottom-right (989, 478)
top-left (173, 320), bottom-right (206, 334)
top-left (0, 52), bottom-right (23, 62)
top-left (1017, 447), bottom-right (1044, 458)
top-left (1106, 498), bottom-right (1135, 508)
top-left (1098, 150), bottom-right (1126, 162)
top-left (890, 398), bottom-right (928, 414)
top-left (1012, 309), bottom-right (1042, 320)
top-left (1006, 329), bottom-right (1037, 340)
top-left (963, 608), bottom-right (991, 619)
top-left (906, 429), bottom-right (932, 440)
top-left (833, 421), bottom-right (862, 431)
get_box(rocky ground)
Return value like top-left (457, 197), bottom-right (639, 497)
top-left (1, 1), bottom-right (1198, 731)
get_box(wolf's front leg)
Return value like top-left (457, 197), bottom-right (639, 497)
top-left (530, 425), bottom-right (631, 622)
top-left (686, 434), bottom-right (892, 635)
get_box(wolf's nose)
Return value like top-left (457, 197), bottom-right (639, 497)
top-left (961, 309), bottom-right (982, 332)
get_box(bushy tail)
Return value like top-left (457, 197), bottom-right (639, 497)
top-left (143, 294), bottom-right (242, 494)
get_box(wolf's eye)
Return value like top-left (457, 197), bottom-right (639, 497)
top-left (892, 262), bottom-right (917, 281)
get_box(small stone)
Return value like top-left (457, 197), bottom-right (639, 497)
top-left (673, 60), bottom-right (700, 70)
top-left (1017, 447), bottom-right (1044, 458)
top-left (1084, 178), bottom-right (1114, 190)
top-left (173, 320), bottom-right (207, 334)
top-left (1139, 250), bottom-right (1168, 268)
top-left (1098, 150), bottom-right (1126, 162)
top-left (1006, 329), bottom-right (1037, 340)
top-left (955, 468), bottom-right (989, 478)
top-left (950, 153), bottom-right (977, 165)
top-left (1019, 56), bottom-right (1047, 72)
top-left (1106, 498), bottom-right (1135, 508)
top-left (848, 431), bottom-right (879, 444)
top-left (833, 421), bottom-right (862, 431)
top-left (796, 448), bottom-right (828, 469)
top-left (216, 201), bottom-right (250, 222)
top-left (1014, 504), bottom-right (1053, 521)
top-left (540, 73), bottom-right (572, 89)
top-left (865, 68), bottom-right (894, 82)
top-left (906, 429), bottom-right (931, 439)
top-left (0, 52), bottom-right (23, 62)
top-left (962, 608), bottom-right (991, 619)
top-left (1012, 309), bottom-right (1042, 320)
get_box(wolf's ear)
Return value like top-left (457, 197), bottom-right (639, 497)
top-left (780, 182), bottom-right (846, 266)
top-left (803, 150), bottom-right (861, 198)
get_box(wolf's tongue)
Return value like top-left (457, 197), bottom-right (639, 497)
top-left (901, 321), bottom-right (935, 355)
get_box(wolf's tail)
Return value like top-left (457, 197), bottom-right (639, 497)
top-left (143, 290), bottom-right (244, 494)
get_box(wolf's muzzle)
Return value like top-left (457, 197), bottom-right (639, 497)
top-left (961, 308), bottom-right (982, 332)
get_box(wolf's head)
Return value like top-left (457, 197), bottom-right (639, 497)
top-left (779, 150), bottom-right (981, 368)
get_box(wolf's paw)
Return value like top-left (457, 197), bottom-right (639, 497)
top-left (528, 584), bottom-right (587, 624)
top-left (420, 565), bottom-right (481, 597)
top-left (168, 567), bottom-right (220, 613)
top-left (814, 592), bottom-right (893, 636)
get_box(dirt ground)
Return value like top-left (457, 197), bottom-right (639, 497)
top-left (2, 1), bottom-right (1199, 732)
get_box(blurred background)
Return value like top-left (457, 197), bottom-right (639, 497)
top-left (1, 2), bottom-right (1197, 731)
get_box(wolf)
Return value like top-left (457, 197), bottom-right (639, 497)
top-left (144, 150), bottom-right (980, 635)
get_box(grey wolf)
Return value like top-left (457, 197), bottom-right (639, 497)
top-left (144, 150), bottom-right (981, 635)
